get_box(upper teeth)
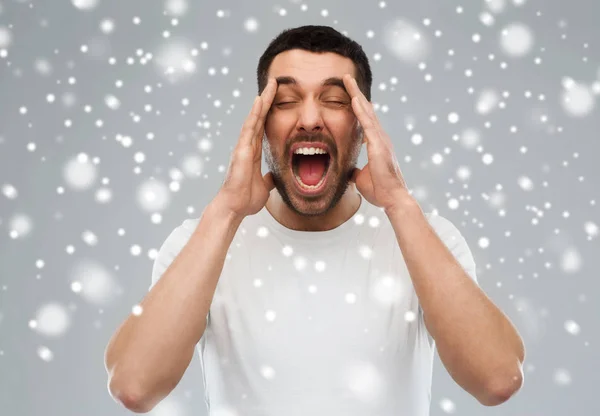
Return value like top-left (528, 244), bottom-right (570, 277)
top-left (293, 147), bottom-right (328, 155)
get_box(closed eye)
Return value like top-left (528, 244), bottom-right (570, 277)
top-left (275, 101), bottom-right (347, 106)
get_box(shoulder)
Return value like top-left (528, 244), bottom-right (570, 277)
top-left (150, 216), bottom-right (202, 288)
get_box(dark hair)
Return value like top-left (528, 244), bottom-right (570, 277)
top-left (257, 25), bottom-right (372, 101)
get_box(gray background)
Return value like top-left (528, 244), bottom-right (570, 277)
top-left (1, 0), bottom-right (598, 415)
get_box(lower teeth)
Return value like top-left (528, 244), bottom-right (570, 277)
top-left (294, 173), bottom-right (326, 190)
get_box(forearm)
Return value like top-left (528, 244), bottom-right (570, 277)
top-left (385, 197), bottom-right (525, 405)
top-left (105, 198), bottom-right (243, 409)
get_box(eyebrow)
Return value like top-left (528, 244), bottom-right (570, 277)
top-left (275, 76), bottom-right (349, 95)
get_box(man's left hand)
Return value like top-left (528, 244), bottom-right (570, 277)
top-left (343, 74), bottom-right (411, 213)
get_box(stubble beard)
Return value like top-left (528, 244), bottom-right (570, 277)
top-left (263, 133), bottom-right (362, 217)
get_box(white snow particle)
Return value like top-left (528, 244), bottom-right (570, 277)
top-left (439, 398), bottom-right (456, 413)
top-left (345, 292), bottom-right (357, 304)
top-left (343, 361), bottom-right (386, 403)
top-left (136, 179), bottom-right (171, 212)
top-left (82, 230), bottom-right (98, 246)
top-left (71, 0), bottom-right (99, 11)
top-left (132, 304), bottom-right (143, 316)
top-left (478, 237), bottom-right (490, 248)
top-left (63, 153), bottom-right (97, 190)
top-left (486, 0), bottom-right (506, 14)
top-left (71, 260), bottom-right (119, 305)
top-left (476, 89), bottom-right (500, 114)
top-left (105, 95), bottom-right (121, 110)
top-left (2, 184), bottom-right (18, 199)
top-left (553, 368), bottom-right (571, 386)
top-left (166, 0), bottom-right (188, 16)
top-left (9, 214), bottom-right (33, 239)
top-left (564, 320), bottom-right (580, 335)
top-left (34, 303), bottom-right (71, 337)
top-left (265, 310), bottom-right (276, 322)
top-left (500, 23), bottom-right (534, 57)
top-left (0, 26), bottom-right (12, 48)
top-left (584, 221), bottom-right (598, 237)
top-left (260, 365), bottom-right (275, 379)
top-left (517, 176), bottom-right (534, 191)
top-left (244, 17), bottom-right (259, 33)
top-left (382, 19), bottom-right (430, 64)
top-left (38, 346), bottom-right (54, 361)
top-left (561, 81), bottom-right (595, 117)
top-left (448, 112), bottom-right (460, 123)
top-left (315, 260), bottom-right (326, 272)
top-left (480, 12), bottom-right (495, 26)
top-left (482, 153), bottom-right (494, 165)
top-left (100, 19), bottom-right (115, 34)
top-left (560, 248), bottom-right (582, 273)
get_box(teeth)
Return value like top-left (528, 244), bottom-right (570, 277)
top-left (293, 147), bottom-right (328, 155)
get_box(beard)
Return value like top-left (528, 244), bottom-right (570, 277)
top-left (262, 130), bottom-right (362, 217)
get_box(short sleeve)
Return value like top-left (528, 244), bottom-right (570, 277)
top-left (419, 214), bottom-right (478, 347)
top-left (149, 217), bottom-right (201, 291)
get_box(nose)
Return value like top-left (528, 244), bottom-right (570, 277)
top-left (296, 98), bottom-right (325, 134)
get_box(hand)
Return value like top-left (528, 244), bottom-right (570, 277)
top-left (215, 77), bottom-right (278, 219)
top-left (343, 74), bottom-right (413, 213)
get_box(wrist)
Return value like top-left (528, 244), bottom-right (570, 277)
top-left (208, 195), bottom-right (246, 225)
top-left (384, 191), bottom-right (421, 218)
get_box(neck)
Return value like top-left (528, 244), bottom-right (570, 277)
top-left (265, 185), bottom-right (362, 232)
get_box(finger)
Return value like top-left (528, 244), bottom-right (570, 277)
top-left (343, 74), bottom-right (367, 109)
top-left (350, 95), bottom-right (385, 150)
top-left (343, 74), bottom-right (378, 120)
top-left (254, 77), bottom-right (277, 130)
top-left (259, 77), bottom-right (278, 121)
top-left (240, 96), bottom-right (263, 148)
top-left (343, 74), bottom-right (377, 134)
top-left (251, 77), bottom-right (278, 148)
top-left (344, 74), bottom-right (392, 152)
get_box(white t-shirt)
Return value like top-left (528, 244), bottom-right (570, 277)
top-left (150, 196), bottom-right (478, 416)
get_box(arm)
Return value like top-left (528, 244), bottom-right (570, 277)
top-left (384, 196), bottom-right (525, 407)
top-left (104, 197), bottom-right (243, 413)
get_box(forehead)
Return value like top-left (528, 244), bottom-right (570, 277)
top-left (268, 49), bottom-right (356, 90)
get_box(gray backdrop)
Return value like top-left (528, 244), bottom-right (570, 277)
top-left (0, 0), bottom-right (598, 415)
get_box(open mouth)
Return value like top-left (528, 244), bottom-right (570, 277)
top-left (290, 153), bottom-right (332, 194)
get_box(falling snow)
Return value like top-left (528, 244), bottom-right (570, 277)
top-left (0, 1), bottom-right (597, 415)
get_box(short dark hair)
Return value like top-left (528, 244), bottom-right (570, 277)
top-left (257, 25), bottom-right (372, 101)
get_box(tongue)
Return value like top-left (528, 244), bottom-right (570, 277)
top-left (297, 154), bottom-right (328, 186)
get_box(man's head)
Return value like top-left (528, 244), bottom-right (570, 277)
top-left (257, 25), bottom-right (372, 218)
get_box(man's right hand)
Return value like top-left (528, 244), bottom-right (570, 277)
top-left (215, 77), bottom-right (278, 219)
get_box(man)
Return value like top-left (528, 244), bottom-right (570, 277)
top-left (104, 25), bottom-right (525, 415)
